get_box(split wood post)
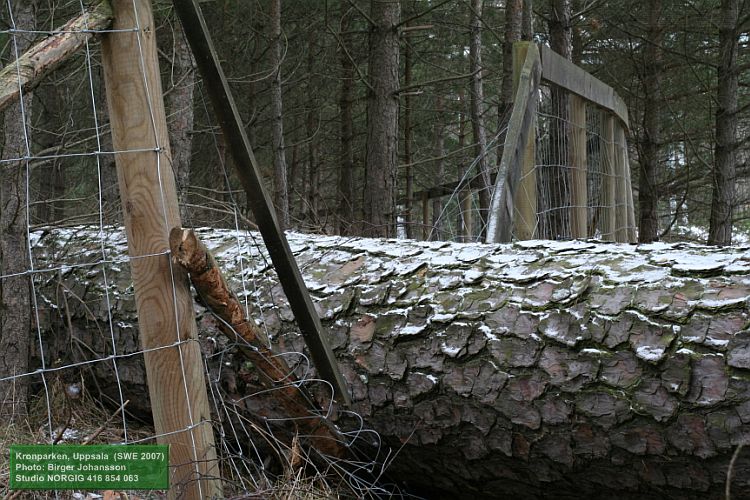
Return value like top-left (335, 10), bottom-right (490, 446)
top-left (512, 42), bottom-right (537, 241)
top-left (460, 189), bottom-right (473, 241)
top-left (621, 127), bottom-right (637, 242)
top-left (569, 95), bottom-right (587, 239)
top-left (101, 1), bottom-right (221, 498)
top-left (600, 113), bottom-right (617, 241)
top-left (614, 121), bottom-right (628, 242)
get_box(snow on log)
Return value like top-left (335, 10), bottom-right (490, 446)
top-left (32, 227), bottom-right (750, 499)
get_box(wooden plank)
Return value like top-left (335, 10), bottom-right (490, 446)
top-left (100, 1), bottom-right (221, 498)
top-left (172, 0), bottom-right (350, 405)
top-left (0, 1), bottom-right (113, 113)
top-left (486, 42), bottom-right (541, 243)
top-left (569, 95), bottom-right (587, 239)
top-left (600, 113), bottom-right (617, 241)
top-left (624, 143), bottom-right (637, 243)
top-left (460, 189), bottom-right (473, 241)
top-left (514, 124), bottom-right (537, 240)
top-left (512, 42), bottom-right (537, 241)
top-left (539, 44), bottom-right (629, 130)
top-left (614, 121), bottom-right (629, 242)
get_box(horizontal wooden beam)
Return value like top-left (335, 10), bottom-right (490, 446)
top-left (538, 44), bottom-right (629, 130)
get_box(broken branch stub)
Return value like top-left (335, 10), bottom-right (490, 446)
top-left (168, 227), bottom-right (346, 457)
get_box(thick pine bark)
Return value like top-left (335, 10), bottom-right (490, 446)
top-left (0, 0), bottom-right (34, 421)
top-left (363, 0), bottom-right (400, 238)
top-left (639, 0), bottom-right (663, 243)
top-left (32, 227), bottom-right (750, 498)
top-left (469, 0), bottom-right (491, 240)
top-left (708, 0), bottom-right (739, 246)
top-left (270, 0), bottom-right (290, 229)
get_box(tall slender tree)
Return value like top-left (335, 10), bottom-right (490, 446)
top-left (469, 0), bottom-right (491, 239)
top-left (0, 0), bottom-right (34, 421)
top-left (165, 16), bottom-right (195, 224)
top-left (708, 0), bottom-right (740, 245)
top-left (337, 2), bottom-right (355, 235)
top-left (270, 0), bottom-right (290, 228)
top-left (638, 0), bottom-right (663, 243)
top-left (363, 0), bottom-right (400, 237)
top-left (543, 0), bottom-right (572, 239)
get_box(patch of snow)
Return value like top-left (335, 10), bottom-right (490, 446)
top-left (581, 348), bottom-right (608, 355)
top-left (431, 313), bottom-right (456, 322)
top-left (635, 345), bottom-right (665, 362)
top-left (704, 338), bottom-right (730, 348)
top-left (478, 324), bottom-right (499, 341)
top-left (440, 342), bottom-right (463, 357)
top-left (398, 324), bottom-right (426, 336)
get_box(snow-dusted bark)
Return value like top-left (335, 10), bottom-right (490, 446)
top-left (33, 228), bottom-right (750, 498)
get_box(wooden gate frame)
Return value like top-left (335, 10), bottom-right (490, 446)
top-left (487, 42), bottom-right (636, 244)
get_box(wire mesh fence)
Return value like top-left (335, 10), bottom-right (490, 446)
top-left (410, 56), bottom-right (637, 244)
top-left (0, 2), bottom-right (388, 497)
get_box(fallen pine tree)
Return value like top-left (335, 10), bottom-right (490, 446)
top-left (31, 226), bottom-right (750, 499)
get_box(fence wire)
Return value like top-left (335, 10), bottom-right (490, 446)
top-left (415, 82), bottom-right (636, 244)
top-left (0, 3), bottom-right (389, 498)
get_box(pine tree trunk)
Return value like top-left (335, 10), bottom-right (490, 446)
top-left (522, 0), bottom-right (534, 40)
top-left (270, 0), bottom-right (289, 229)
top-left (543, 0), bottom-right (572, 240)
top-left (32, 227), bottom-right (750, 499)
top-left (0, 0), bottom-right (34, 421)
top-left (431, 95), bottom-right (445, 240)
top-left (469, 0), bottom-right (491, 240)
top-left (639, 0), bottom-right (663, 243)
top-left (338, 2), bottom-right (355, 236)
top-left (363, 0), bottom-right (399, 238)
top-left (708, 0), bottom-right (739, 246)
top-left (403, 37), bottom-right (414, 239)
top-left (165, 18), bottom-right (195, 224)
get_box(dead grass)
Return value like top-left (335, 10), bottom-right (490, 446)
top-left (2, 377), bottom-right (353, 499)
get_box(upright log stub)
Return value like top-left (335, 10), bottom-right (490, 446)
top-left (34, 229), bottom-right (750, 499)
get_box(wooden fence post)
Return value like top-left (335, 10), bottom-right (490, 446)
top-left (569, 95), bottom-right (587, 239)
top-left (614, 121), bottom-right (629, 242)
top-left (460, 190), bottom-right (473, 241)
top-left (512, 42), bottom-right (537, 241)
top-left (621, 127), bottom-right (637, 242)
top-left (601, 113), bottom-right (617, 241)
top-left (101, 1), bottom-right (221, 498)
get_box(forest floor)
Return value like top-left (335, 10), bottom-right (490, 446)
top-left (1, 377), bottom-right (346, 499)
